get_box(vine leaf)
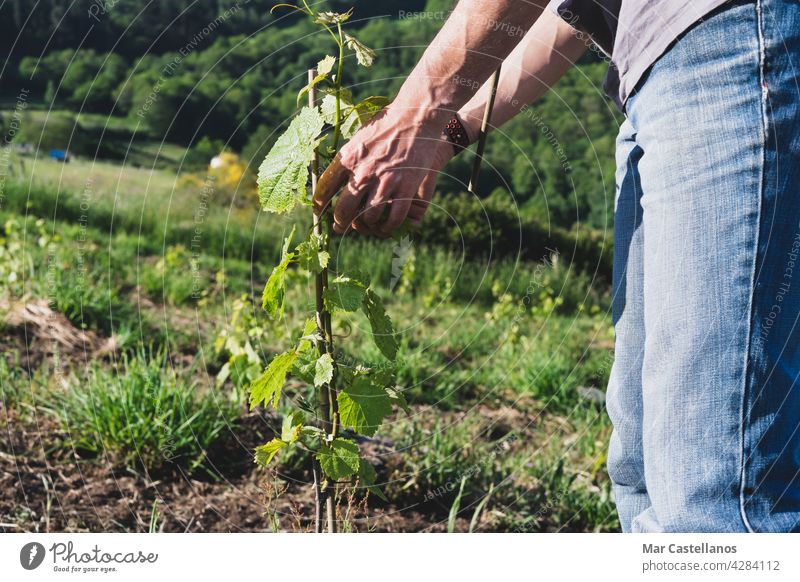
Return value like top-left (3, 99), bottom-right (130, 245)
top-left (362, 289), bottom-right (398, 359)
top-left (281, 412), bottom-right (305, 443)
top-left (337, 376), bottom-right (393, 437)
top-left (315, 9), bottom-right (352, 25)
top-left (296, 233), bottom-right (330, 274)
top-left (317, 54), bottom-right (336, 76)
top-left (344, 32), bottom-right (375, 67)
top-left (324, 275), bottom-right (367, 312)
top-left (258, 106), bottom-right (325, 213)
top-left (386, 385), bottom-right (411, 415)
top-left (249, 349), bottom-right (298, 410)
top-left (351, 95), bottom-right (389, 128)
top-left (358, 459), bottom-right (388, 501)
top-left (300, 425), bottom-right (325, 449)
top-left (297, 317), bottom-right (322, 352)
top-left (320, 92), bottom-right (387, 141)
top-left (314, 353), bottom-right (334, 387)
top-left (262, 227), bottom-right (296, 318)
top-left (316, 438), bottom-right (360, 480)
top-left (320, 94), bottom-right (360, 140)
top-left (255, 438), bottom-right (287, 466)
top-left (297, 55), bottom-right (336, 105)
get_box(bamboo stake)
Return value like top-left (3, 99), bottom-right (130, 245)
top-left (468, 66), bottom-right (501, 193)
top-left (308, 68), bottom-right (336, 534)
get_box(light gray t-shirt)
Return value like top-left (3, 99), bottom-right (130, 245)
top-left (548, 0), bottom-right (731, 108)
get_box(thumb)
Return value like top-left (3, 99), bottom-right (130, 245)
top-left (313, 153), bottom-right (350, 215)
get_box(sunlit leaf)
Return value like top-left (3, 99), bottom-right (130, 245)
top-left (281, 411), bottom-right (304, 443)
top-left (362, 289), bottom-right (398, 359)
top-left (314, 353), bottom-right (334, 387)
top-left (249, 350), bottom-right (298, 410)
top-left (337, 376), bottom-right (393, 437)
top-left (258, 107), bottom-right (324, 213)
top-left (296, 233), bottom-right (330, 274)
top-left (314, 9), bottom-right (352, 24)
top-left (261, 227), bottom-right (296, 318)
top-left (344, 32), bottom-right (375, 67)
top-left (317, 438), bottom-right (360, 480)
top-left (255, 438), bottom-right (287, 466)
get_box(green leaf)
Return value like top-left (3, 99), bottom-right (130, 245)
top-left (358, 459), bottom-right (388, 502)
top-left (314, 9), bottom-right (352, 24)
top-left (362, 289), bottom-right (398, 360)
top-left (321, 92), bottom-right (387, 141)
top-left (355, 95), bottom-right (390, 112)
top-left (324, 276), bottom-right (366, 312)
top-left (300, 425), bottom-right (325, 449)
top-left (296, 56), bottom-right (336, 105)
top-left (352, 95), bottom-right (388, 127)
top-left (262, 259), bottom-right (291, 318)
top-left (367, 362), bottom-right (396, 387)
top-left (262, 227), bottom-right (296, 318)
top-left (297, 317), bottom-right (321, 353)
top-left (337, 376), bottom-right (393, 437)
top-left (249, 350), bottom-right (298, 410)
top-left (258, 106), bottom-right (325, 213)
top-left (386, 385), bottom-right (411, 415)
top-left (255, 438), bottom-right (287, 466)
top-left (281, 411), bottom-right (304, 443)
top-left (320, 94), bottom-right (361, 140)
top-left (292, 348), bottom-right (317, 384)
top-left (302, 317), bottom-right (318, 336)
top-left (295, 233), bottom-right (330, 274)
top-left (316, 438), bottom-right (361, 480)
top-left (344, 32), bottom-right (375, 67)
top-left (314, 353), bottom-right (334, 387)
top-left (317, 55), bottom-right (336, 76)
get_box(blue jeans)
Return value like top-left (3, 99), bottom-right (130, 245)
top-left (609, 0), bottom-right (800, 532)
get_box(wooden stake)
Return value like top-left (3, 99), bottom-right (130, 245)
top-left (468, 66), bottom-right (501, 193)
top-left (308, 68), bottom-right (336, 534)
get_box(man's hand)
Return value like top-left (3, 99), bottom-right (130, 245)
top-left (312, 0), bottom-right (546, 237)
top-left (314, 107), bottom-right (454, 237)
top-left (314, 108), bottom-right (441, 236)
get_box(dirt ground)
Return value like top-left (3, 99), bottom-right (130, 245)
top-left (0, 404), bottom-right (462, 533)
top-left (0, 301), bottom-right (526, 533)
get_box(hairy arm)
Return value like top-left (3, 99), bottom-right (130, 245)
top-left (459, 9), bottom-right (588, 143)
top-left (393, 1), bottom-right (549, 124)
top-left (407, 9), bottom-right (589, 224)
top-left (315, 1), bottom-right (548, 236)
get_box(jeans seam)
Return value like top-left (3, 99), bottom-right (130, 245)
top-left (738, 0), bottom-right (767, 534)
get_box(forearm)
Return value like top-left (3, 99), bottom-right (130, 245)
top-left (458, 9), bottom-right (588, 140)
top-left (392, 0), bottom-right (548, 125)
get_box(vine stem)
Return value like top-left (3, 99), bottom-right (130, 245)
top-left (309, 68), bottom-right (337, 534)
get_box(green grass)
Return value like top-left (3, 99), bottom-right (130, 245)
top-left (0, 357), bottom-right (32, 411)
top-left (0, 159), bottom-right (286, 263)
top-left (0, 170), bottom-right (619, 531)
top-left (2, 108), bottom-right (190, 170)
top-left (48, 351), bottom-right (241, 474)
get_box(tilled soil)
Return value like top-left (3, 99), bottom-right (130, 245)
top-left (0, 407), bottom-right (453, 533)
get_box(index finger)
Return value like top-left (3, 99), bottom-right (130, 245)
top-left (313, 153), bottom-right (350, 215)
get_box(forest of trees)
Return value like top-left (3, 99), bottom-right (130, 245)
top-left (2, 0), bottom-right (621, 231)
